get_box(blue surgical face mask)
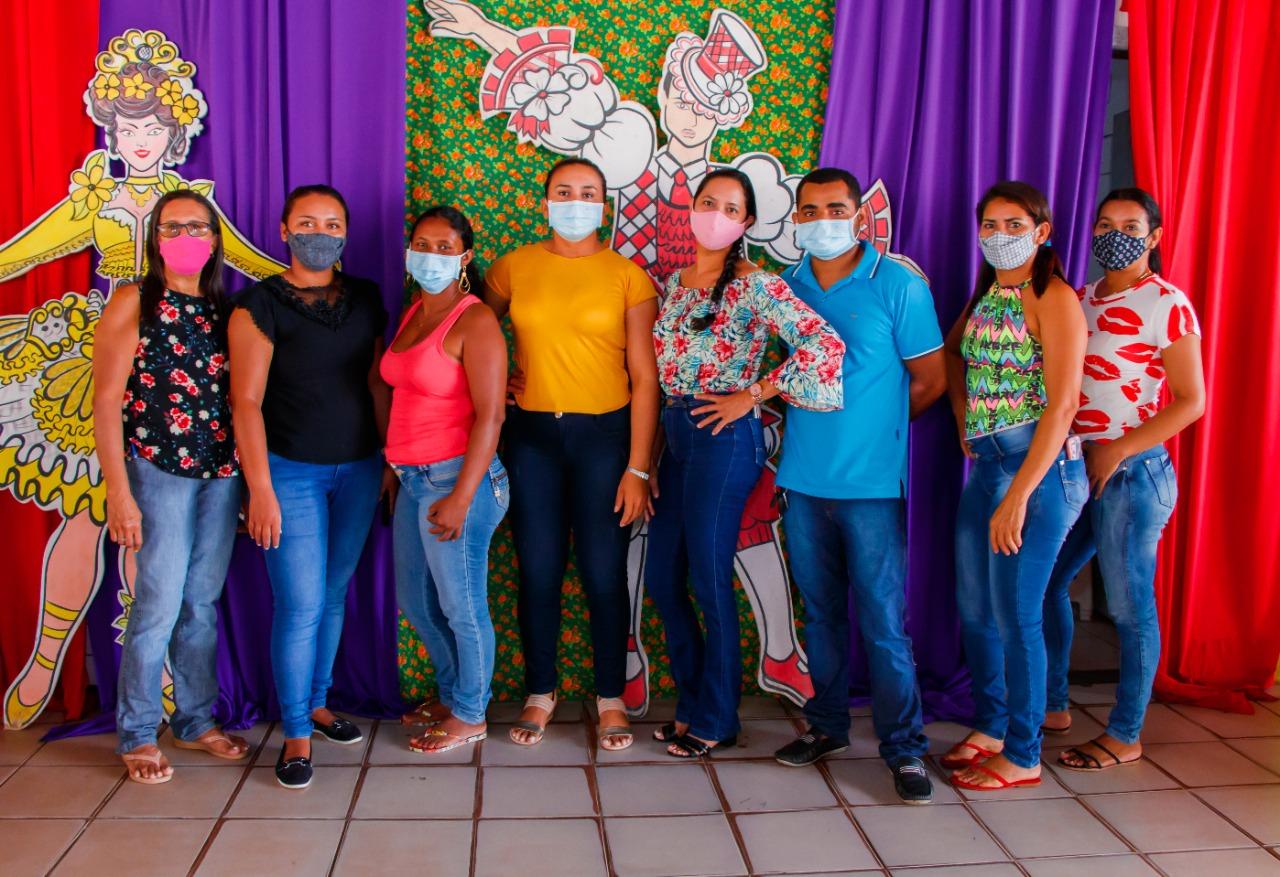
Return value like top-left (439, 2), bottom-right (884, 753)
top-left (286, 232), bottom-right (346, 271)
top-left (546, 200), bottom-right (604, 242)
top-left (794, 219), bottom-right (860, 261)
top-left (406, 250), bottom-right (464, 295)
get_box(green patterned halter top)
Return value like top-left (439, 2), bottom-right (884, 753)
top-left (960, 280), bottom-right (1048, 439)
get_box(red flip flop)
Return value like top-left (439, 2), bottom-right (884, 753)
top-left (950, 764), bottom-right (1042, 791)
top-left (939, 741), bottom-right (1001, 770)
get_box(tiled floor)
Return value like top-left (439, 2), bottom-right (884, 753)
top-left (4, 686), bottom-right (1280, 877)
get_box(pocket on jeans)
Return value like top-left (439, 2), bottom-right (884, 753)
top-left (427, 456), bottom-right (465, 491)
top-left (1143, 455), bottom-right (1177, 509)
top-left (489, 462), bottom-right (510, 511)
top-left (1057, 457), bottom-right (1088, 508)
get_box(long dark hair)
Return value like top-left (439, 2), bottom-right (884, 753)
top-left (1097, 187), bottom-right (1163, 274)
top-left (138, 190), bottom-right (227, 325)
top-left (967, 181), bottom-right (1066, 317)
top-left (687, 167), bottom-right (757, 331)
top-left (409, 205), bottom-right (482, 296)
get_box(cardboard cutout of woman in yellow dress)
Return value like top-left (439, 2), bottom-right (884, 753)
top-left (0, 29), bottom-right (284, 729)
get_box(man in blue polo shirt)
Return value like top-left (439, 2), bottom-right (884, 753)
top-left (773, 168), bottom-right (946, 804)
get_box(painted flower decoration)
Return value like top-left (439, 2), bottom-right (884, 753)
top-left (707, 72), bottom-right (748, 116)
top-left (171, 93), bottom-right (201, 125)
top-left (93, 73), bottom-right (121, 101)
top-left (157, 79), bottom-right (183, 106)
top-left (69, 154), bottom-right (117, 219)
top-left (122, 72), bottom-right (152, 99)
top-left (510, 68), bottom-right (571, 122)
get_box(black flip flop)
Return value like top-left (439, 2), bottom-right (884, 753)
top-left (666, 733), bottom-right (737, 759)
top-left (1057, 740), bottom-right (1140, 771)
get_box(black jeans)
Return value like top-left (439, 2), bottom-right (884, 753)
top-left (502, 405), bottom-right (631, 697)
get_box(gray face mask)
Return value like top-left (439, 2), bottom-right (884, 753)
top-left (286, 232), bottom-right (346, 271)
top-left (978, 230), bottom-right (1039, 271)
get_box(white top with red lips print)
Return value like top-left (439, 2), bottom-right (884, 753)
top-left (1074, 275), bottom-right (1200, 443)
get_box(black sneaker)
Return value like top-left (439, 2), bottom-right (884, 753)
top-left (774, 731), bottom-right (849, 767)
top-left (275, 748), bottom-right (313, 790)
top-left (890, 756), bottom-right (933, 804)
top-left (312, 715), bottom-right (363, 745)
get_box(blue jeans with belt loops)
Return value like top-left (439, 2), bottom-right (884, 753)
top-left (955, 421), bottom-right (1088, 769)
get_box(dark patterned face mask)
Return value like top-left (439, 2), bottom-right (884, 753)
top-left (286, 232), bottom-right (346, 271)
top-left (1091, 229), bottom-right (1149, 271)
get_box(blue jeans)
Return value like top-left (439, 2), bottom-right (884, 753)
top-left (1044, 446), bottom-right (1176, 744)
top-left (503, 404), bottom-right (631, 697)
top-left (116, 459), bottom-right (242, 753)
top-left (392, 454), bottom-right (508, 725)
top-left (784, 493), bottom-right (927, 763)
top-left (645, 398), bottom-right (764, 742)
top-left (955, 422), bottom-right (1087, 768)
top-left (263, 451), bottom-right (382, 739)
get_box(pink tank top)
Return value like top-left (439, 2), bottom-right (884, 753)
top-left (380, 295), bottom-right (480, 466)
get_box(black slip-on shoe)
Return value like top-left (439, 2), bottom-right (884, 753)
top-left (890, 755), bottom-right (933, 804)
top-left (774, 731), bottom-right (850, 767)
top-left (275, 748), bottom-right (313, 790)
top-left (311, 715), bottom-right (363, 745)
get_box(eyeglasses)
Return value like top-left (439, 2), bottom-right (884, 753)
top-left (156, 220), bottom-right (213, 238)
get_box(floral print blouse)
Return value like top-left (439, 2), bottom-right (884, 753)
top-left (122, 288), bottom-right (238, 478)
top-left (653, 270), bottom-right (845, 411)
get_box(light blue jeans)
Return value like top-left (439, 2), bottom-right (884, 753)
top-left (263, 452), bottom-right (382, 739)
top-left (116, 459), bottom-right (242, 753)
top-left (1044, 446), bottom-right (1177, 743)
top-left (392, 454), bottom-right (508, 725)
top-left (955, 422), bottom-right (1088, 768)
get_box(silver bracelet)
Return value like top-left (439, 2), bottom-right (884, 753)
top-left (626, 466), bottom-right (651, 481)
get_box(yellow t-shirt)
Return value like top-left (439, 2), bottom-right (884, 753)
top-left (486, 243), bottom-right (657, 414)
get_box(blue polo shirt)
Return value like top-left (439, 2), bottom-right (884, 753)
top-left (778, 241), bottom-right (943, 499)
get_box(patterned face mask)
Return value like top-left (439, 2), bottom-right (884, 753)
top-left (1091, 229), bottom-right (1149, 271)
top-left (978, 230), bottom-right (1039, 271)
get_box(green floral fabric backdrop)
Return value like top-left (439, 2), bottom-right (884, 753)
top-left (398, 0), bottom-right (833, 705)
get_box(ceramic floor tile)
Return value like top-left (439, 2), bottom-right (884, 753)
top-left (888, 866), bottom-right (1021, 877)
top-left (854, 804), bottom-right (1007, 867)
top-left (366, 720), bottom-right (478, 765)
top-left (226, 766), bottom-right (359, 818)
top-left (1145, 741), bottom-right (1280, 786)
top-left (0, 764), bottom-right (13, 787)
top-left (727, 719), bottom-right (805, 760)
top-left (1148, 848), bottom-right (1280, 876)
top-left (1230, 738), bottom-right (1280, 775)
top-left (1037, 709), bottom-right (1107, 748)
top-left (1068, 683), bottom-right (1117, 705)
top-left (255, 721), bottom-right (371, 765)
top-left (739, 695), bottom-right (791, 718)
top-left (475, 818), bottom-right (605, 877)
top-left (0, 725), bottom-right (46, 765)
top-left (827, 757), bottom-right (960, 806)
top-left (481, 766), bottom-right (595, 817)
top-left (1082, 703), bottom-right (1215, 743)
top-left (924, 722), bottom-right (976, 755)
top-left (0, 819), bottom-right (84, 876)
top-left (484, 699), bottom-right (584, 724)
top-left (1195, 785), bottom-right (1280, 843)
top-left (970, 797), bottom-right (1128, 858)
top-left (0, 765), bottom-right (121, 817)
top-left (481, 723), bottom-right (589, 766)
top-left (52, 818), bottom-right (213, 876)
top-left (607, 814), bottom-right (746, 877)
top-left (334, 819), bottom-right (472, 876)
top-left (1171, 704), bottom-right (1280, 738)
top-left (27, 733), bottom-right (122, 766)
top-left (353, 766), bottom-right (476, 818)
top-left (634, 700), bottom-right (678, 722)
top-left (195, 818), bottom-right (344, 876)
top-left (596, 763), bottom-right (721, 815)
top-left (99, 765), bottom-right (244, 818)
top-left (1044, 749), bottom-right (1179, 794)
top-left (1019, 855), bottom-right (1158, 876)
top-left (736, 809), bottom-right (878, 874)
top-left (714, 761), bottom-right (839, 811)
top-left (158, 722), bottom-right (271, 766)
top-left (952, 764), bottom-right (1073, 801)
top-left (1085, 789), bottom-right (1255, 852)
top-left (825, 720), bottom-right (885, 759)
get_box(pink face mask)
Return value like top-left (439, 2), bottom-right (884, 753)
top-left (158, 234), bottom-right (213, 276)
top-left (690, 209), bottom-right (747, 251)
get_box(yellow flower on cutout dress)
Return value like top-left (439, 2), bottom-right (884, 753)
top-left (171, 93), bottom-right (201, 125)
top-left (121, 72), bottom-right (152, 98)
top-left (67, 152), bottom-right (116, 220)
top-left (156, 78), bottom-right (183, 106)
top-left (92, 73), bottom-right (120, 101)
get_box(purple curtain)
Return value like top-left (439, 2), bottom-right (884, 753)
top-left (49, 0), bottom-right (407, 739)
top-left (820, 0), bottom-right (1115, 722)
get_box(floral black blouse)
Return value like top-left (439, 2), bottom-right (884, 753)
top-left (122, 288), bottom-right (238, 478)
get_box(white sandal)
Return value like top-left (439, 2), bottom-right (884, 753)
top-left (596, 696), bottom-right (634, 751)
top-left (509, 693), bottom-right (557, 746)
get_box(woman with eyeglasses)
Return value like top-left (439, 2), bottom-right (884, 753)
top-left (229, 184), bottom-right (391, 789)
top-left (93, 190), bottom-right (249, 784)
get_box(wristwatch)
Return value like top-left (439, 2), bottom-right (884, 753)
top-left (747, 382), bottom-right (764, 403)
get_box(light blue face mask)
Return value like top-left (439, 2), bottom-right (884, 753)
top-left (794, 219), bottom-right (860, 261)
top-left (547, 200), bottom-right (604, 242)
top-left (405, 249), bottom-right (464, 295)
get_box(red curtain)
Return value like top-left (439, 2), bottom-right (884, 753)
top-left (0, 1), bottom-right (100, 717)
top-left (1129, 0), bottom-right (1280, 712)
